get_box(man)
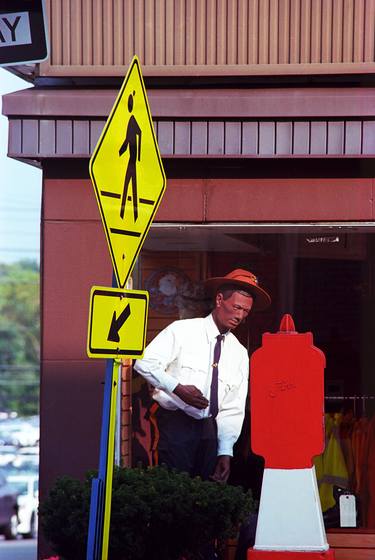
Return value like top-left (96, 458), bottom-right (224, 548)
top-left (134, 268), bottom-right (271, 482)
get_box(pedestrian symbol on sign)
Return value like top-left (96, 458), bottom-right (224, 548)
top-left (119, 92), bottom-right (142, 222)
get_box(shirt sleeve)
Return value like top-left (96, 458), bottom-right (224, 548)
top-left (133, 323), bottom-right (180, 394)
top-left (216, 348), bottom-right (249, 457)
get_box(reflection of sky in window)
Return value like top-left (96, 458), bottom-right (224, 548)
top-left (0, 68), bottom-right (41, 264)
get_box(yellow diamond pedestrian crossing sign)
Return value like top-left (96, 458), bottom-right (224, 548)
top-left (89, 56), bottom-right (166, 288)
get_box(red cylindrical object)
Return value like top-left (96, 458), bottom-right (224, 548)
top-left (250, 314), bottom-right (325, 469)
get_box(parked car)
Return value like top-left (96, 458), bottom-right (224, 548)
top-left (0, 421), bottom-right (39, 448)
top-left (8, 475), bottom-right (38, 538)
top-left (0, 470), bottom-right (18, 539)
top-left (0, 445), bottom-right (17, 467)
top-left (11, 452), bottom-right (39, 474)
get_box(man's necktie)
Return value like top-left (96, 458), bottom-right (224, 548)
top-left (209, 334), bottom-right (224, 418)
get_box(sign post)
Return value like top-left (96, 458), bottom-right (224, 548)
top-left (86, 56), bottom-right (166, 560)
top-left (86, 358), bottom-right (119, 560)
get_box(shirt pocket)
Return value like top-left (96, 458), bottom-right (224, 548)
top-left (218, 376), bottom-right (235, 401)
top-left (179, 353), bottom-right (208, 390)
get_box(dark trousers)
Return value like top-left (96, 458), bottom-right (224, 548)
top-left (156, 407), bottom-right (218, 481)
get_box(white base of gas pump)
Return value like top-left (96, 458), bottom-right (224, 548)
top-left (253, 466), bottom-right (329, 552)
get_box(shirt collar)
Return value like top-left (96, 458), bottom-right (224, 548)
top-left (205, 313), bottom-right (230, 342)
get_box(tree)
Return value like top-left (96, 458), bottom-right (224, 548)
top-left (0, 260), bottom-right (40, 415)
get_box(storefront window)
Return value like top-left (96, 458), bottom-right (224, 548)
top-left (133, 227), bottom-right (375, 532)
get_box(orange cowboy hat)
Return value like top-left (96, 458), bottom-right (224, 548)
top-left (205, 268), bottom-right (271, 311)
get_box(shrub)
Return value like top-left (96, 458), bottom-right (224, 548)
top-left (40, 465), bottom-right (255, 560)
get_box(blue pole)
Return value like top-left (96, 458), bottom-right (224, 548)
top-left (86, 358), bottom-right (114, 560)
top-left (87, 273), bottom-right (118, 560)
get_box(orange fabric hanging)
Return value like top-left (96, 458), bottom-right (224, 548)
top-left (352, 416), bottom-right (369, 495)
top-left (340, 410), bottom-right (355, 488)
top-left (360, 414), bottom-right (375, 527)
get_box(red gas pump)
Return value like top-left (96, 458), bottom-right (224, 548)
top-left (247, 315), bottom-right (335, 560)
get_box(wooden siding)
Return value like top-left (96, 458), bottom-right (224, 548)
top-left (7, 117), bottom-right (375, 159)
top-left (41, 0), bottom-right (375, 77)
top-left (326, 530), bottom-right (375, 560)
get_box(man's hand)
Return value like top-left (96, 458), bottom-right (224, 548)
top-left (173, 384), bottom-right (209, 409)
top-left (210, 455), bottom-right (231, 483)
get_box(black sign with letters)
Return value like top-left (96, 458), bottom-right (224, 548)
top-left (0, 0), bottom-right (48, 66)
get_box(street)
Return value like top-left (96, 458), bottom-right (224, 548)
top-left (0, 538), bottom-right (37, 560)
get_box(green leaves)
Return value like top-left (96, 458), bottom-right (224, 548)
top-left (40, 465), bottom-right (256, 560)
top-left (0, 259), bottom-right (40, 414)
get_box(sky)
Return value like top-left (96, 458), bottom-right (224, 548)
top-left (0, 68), bottom-right (42, 265)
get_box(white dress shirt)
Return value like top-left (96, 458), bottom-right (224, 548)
top-left (134, 314), bottom-right (249, 457)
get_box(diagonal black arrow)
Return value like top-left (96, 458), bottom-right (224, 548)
top-left (107, 303), bottom-right (131, 343)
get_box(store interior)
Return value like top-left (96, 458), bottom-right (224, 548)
top-left (132, 226), bottom-right (375, 530)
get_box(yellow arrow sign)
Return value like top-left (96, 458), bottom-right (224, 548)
top-left (87, 286), bottom-right (149, 359)
top-left (89, 56), bottom-right (166, 288)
